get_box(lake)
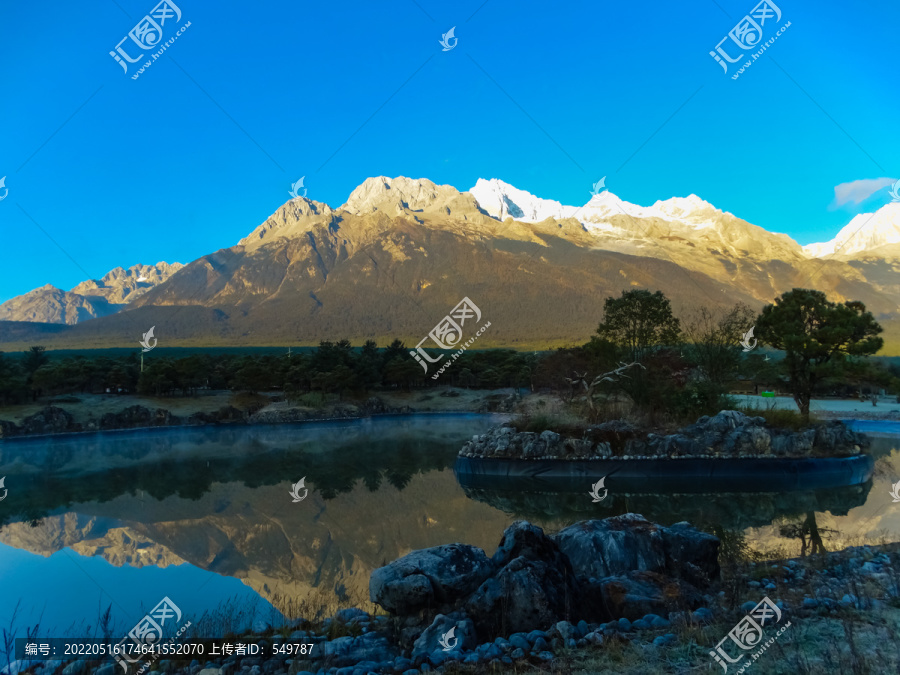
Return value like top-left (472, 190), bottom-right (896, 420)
top-left (0, 414), bottom-right (898, 641)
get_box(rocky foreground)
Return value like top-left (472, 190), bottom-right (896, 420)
top-left (13, 515), bottom-right (900, 675)
top-left (460, 410), bottom-right (868, 460)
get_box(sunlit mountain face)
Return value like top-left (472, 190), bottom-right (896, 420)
top-left (2, 177), bottom-right (898, 352)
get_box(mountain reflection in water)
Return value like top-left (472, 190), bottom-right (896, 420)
top-left (0, 415), bottom-right (897, 637)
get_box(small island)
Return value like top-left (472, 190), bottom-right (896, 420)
top-left (456, 410), bottom-right (874, 492)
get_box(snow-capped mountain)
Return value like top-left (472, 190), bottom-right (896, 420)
top-left (469, 178), bottom-right (725, 231)
top-left (804, 202), bottom-right (900, 258)
top-left (3, 175), bottom-right (899, 349)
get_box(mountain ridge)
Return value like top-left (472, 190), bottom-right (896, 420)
top-left (1, 177), bottom-right (898, 352)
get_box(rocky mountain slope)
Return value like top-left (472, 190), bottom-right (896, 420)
top-left (0, 262), bottom-right (182, 325)
top-left (0, 177), bottom-right (897, 349)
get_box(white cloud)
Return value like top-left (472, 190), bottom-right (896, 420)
top-left (831, 177), bottom-right (896, 208)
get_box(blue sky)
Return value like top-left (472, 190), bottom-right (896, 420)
top-left (0, 0), bottom-right (897, 302)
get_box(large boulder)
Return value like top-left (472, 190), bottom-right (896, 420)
top-left (554, 514), bottom-right (719, 585)
top-left (370, 543), bottom-right (493, 614)
top-left (555, 514), bottom-right (667, 579)
top-left (660, 521), bottom-right (720, 583)
top-left (466, 522), bottom-right (581, 636)
top-left (466, 556), bottom-right (578, 635)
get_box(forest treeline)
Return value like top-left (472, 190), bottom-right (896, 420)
top-left (1, 289), bottom-right (897, 423)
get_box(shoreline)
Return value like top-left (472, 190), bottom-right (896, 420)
top-left (2, 409), bottom-right (895, 442)
top-left (0, 409), bottom-right (508, 443)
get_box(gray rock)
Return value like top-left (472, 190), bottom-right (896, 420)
top-left (692, 607), bottom-right (713, 623)
top-left (411, 614), bottom-right (476, 659)
top-left (334, 608), bottom-right (368, 624)
top-left (526, 630), bottom-right (548, 643)
top-left (554, 514), bottom-right (719, 587)
top-left (554, 621), bottom-right (577, 641)
top-left (317, 634), bottom-right (397, 668)
top-left (466, 523), bottom-right (580, 635)
top-left (508, 634), bottom-right (530, 651)
top-left (370, 543), bottom-right (493, 614)
top-left (588, 572), bottom-right (704, 621)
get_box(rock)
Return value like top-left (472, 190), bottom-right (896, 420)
top-left (411, 614), bottom-right (476, 659)
top-left (555, 514), bottom-right (667, 578)
top-left (653, 633), bottom-right (677, 646)
top-left (466, 522), bottom-right (581, 636)
top-left (554, 621), bottom-right (577, 641)
top-left (692, 607), bottom-right (713, 623)
top-left (555, 515), bottom-right (719, 586)
top-left (198, 669), bottom-right (223, 675)
top-left (526, 630), bottom-right (548, 644)
top-left (589, 571), bottom-right (704, 621)
top-left (316, 634), bottom-right (397, 668)
top-left (370, 543), bottom-right (493, 614)
top-left (17, 406), bottom-right (81, 436)
top-left (334, 608), bottom-right (369, 624)
top-left (508, 634), bottom-right (530, 651)
top-left (99, 405), bottom-right (182, 430)
top-left (659, 521), bottom-right (721, 584)
top-left (62, 663), bottom-right (85, 675)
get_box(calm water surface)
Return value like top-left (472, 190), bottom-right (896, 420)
top-left (0, 414), bottom-right (897, 638)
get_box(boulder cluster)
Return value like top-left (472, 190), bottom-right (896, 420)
top-left (363, 514), bottom-right (718, 670)
top-left (460, 410), bottom-right (867, 460)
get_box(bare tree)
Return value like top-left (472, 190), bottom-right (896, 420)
top-left (683, 303), bottom-right (756, 386)
top-left (565, 362), bottom-right (645, 409)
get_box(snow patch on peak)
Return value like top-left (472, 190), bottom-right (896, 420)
top-left (804, 202), bottom-right (900, 258)
top-left (469, 178), bottom-right (571, 222)
top-left (468, 179), bottom-right (723, 231)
